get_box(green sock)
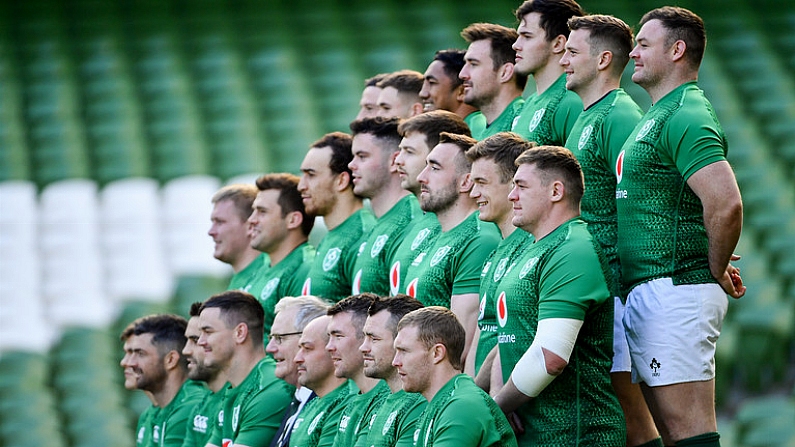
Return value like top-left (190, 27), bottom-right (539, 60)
top-left (633, 437), bottom-right (664, 447)
top-left (675, 432), bottom-right (720, 447)
top-left (635, 438), bottom-right (665, 447)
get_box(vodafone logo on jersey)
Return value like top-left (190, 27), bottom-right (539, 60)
top-left (496, 291), bottom-right (508, 327)
top-left (615, 150), bottom-right (625, 184)
top-left (352, 270), bottom-right (362, 294)
top-left (406, 278), bottom-right (419, 298)
top-left (390, 262), bottom-right (401, 296)
top-left (302, 278), bottom-right (311, 296)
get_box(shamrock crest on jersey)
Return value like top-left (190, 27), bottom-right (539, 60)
top-left (261, 278), bottom-right (280, 301)
top-left (578, 125), bottom-right (593, 150)
top-left (528, 108), bottom-right (546, 133)
top-left (383, 410), bottom-right (398, 435)
top-left (371, 234), bottom-right (389, 257)
top-left (519, 257), bottom-right (539, 279)
top-left (635, 119), bottom-right (655, 141)
top-left (429, 246), bottom-right (451, 267)
top-left (323, 248), bottom-right (342, 271)
top-left (493, 258), bottom-right (508, 282)
top-left (308, 412), bottom-right (324, 435)
top-left (411, 228), bottom-right (431, 250)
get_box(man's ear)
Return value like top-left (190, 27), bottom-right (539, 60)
top-left (459, 172), bottom-right (473, 193)
top-left (431, 343), bottom-right (448, 365)
top-left (671, 39), bottom-right (686, 63)
top-left (498, 62), bottom-right (516, 84)
top-left (336, 171), bottom-right (352, 191)
top-left (163, 350), bottom-right (181, 371)
top-left (410, 102), bottom-right (424, 117)
top-left (234, 322), bottom-right (249, 345)
top-left (551, 35), bottom-right (567, 55)
top-left (286, 210), bottom-right (303, 230)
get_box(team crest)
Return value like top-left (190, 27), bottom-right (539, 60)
top-left (383, 411), bottom-right (398, 435)
top-left (519, 257), bottom-right (539, 279)
top-left (352, 269), bottom-right (362, 295)
top-left (578, 125), bottom-right (593, 150)
top-left (493, 258), bottom-right (508, 282)
top-left (496, 292), bottom-right (508, 327)
top-left (429, 245), bottom-right (452, 267)
top-left (322, 247), bottom-right (342, 271)
top-left (411, 228), bottom-right (431, 250)
top-left (390, 262), bottom-right (401, 296)
top-left (308, 412), bottom-right (324, 434)
top-left (371, 234), bottom-right (389, 257)
top-left (635, 119), bottom-right (655, 141)
top-left (528, 108), bottom-right (546, 132)
top-left (260, 278), bottom-right (280, 301)
top-left (478, 293), bottom-right (487, 321)
top-left (615, 150), bottom-right (625, 184)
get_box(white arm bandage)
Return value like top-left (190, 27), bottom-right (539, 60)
top-left (511, 318), bottom-right (584, 398)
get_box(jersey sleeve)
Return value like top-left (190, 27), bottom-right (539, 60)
top-left (451, 230), bottom-right (501, 295)
top-left (662, 100), bottom-right (727, 181)
top-left (537, 237), bottom-right (610, 321)
top-left (552, 91), bottom-right (583, 144)
top-left (600, 103), bottom-right (642, 167)
top-left (234, 384), bottom-right (292, 447)
top-left (431, 395), bottom-right (503, 447)
top-left (394, 398), bottom-right (427, 447)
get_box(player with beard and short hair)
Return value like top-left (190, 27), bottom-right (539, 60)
top-left (327, 294), bottom-right (391, 447)
top-left (393, 307), bottom-right (517, 447)
top-left (246, 173), bottom-right (315, 333)
top-left (120, 314), bottom-right (207, 447)
top-left (199, 291), bottom-right (292, 447)
top-left (560, 14), bottom-right (660, 447)
top-left (298, 132), bottom-right (376, 302)
top-left (460, 23), bottom-right (527, 140)
top-left (511, 0), bottom-right (585, 145)
top-left (360, 294), bottom-right (426, 447)
top-left (403, 132), bottom-right (501, 368)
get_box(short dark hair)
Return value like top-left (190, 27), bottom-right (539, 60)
top-left (211, 184), bottom-right (258, 222)
top-left (515, 145), bottom-right (584, 206)
top-left (515, 0), bottom-right (586, 41)
top-left (350, 116), bottom-right (403, 151)
top-left (120, 314), bottom-right (189, 362)
top-left (568, 15), bottom-right (633, 75)
top-left (639, 6), bottom-right (706, 68)
top-left (397, 306), bottom-right (465, 371)
top-left (376, 70), bottom-right (424, 95)
top-left (466, 132), bottom-right (535, 183)
top-left (189, 301), bottom-right (203, 317)
top-left (368, 294), bottom-right (424, 336)
top-left (311, 132), bottom-right (354, 178)
top-left (438, 132), bottom-right (477, 174)
top-left (255, 173), bottom-right (314, 236)
top-left (328, 293), bottom-right (379, 339)
top-left (364, 73), bottom-right (389, 88)
top-left (398, 110), bottom-right (471, 150)
top-left (200, 290), bottom-right (265, 348)
top-left (433, 49), bottom-right (467, 89)
top-left (461, 23), bottom-right (528, 90)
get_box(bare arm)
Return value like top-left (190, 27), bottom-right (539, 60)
top-left (686, 160), bottom-right (744, 298)
top-left (450, 292), bottom-right (480, 368)
top-left (464, 325), bottom-right (481, 377)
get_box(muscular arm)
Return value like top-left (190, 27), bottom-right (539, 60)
top-left (686, 160), bottom-right (744, 298)
top-left (450, 293), bottom-right (479, 368)
top-left (464, 326), bottom-right (480, 377)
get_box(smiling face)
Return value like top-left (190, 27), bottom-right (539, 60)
top-left (420, 60), bottom-right (459, 113)
top-left (392, 325), bottom-right (433, 395)
top-left (294, 316), bottom-right (336, 391)
top-left (629, 19), bottom-right (670, 90)
top-left (417, 143), bottom-right (463, 213)
top-left (265, 306), bottom-right (302, 385)
top-left (120, 333), bottom-right (167, 392)
top-left (560, 28), bottom-right (599, 94)
top-left (359, 310), bottom-right (397, 380)
top-left (247, 189), bottom-right (289, 254)
top-left (460, 40), bottom-right (501, 108)
top-left (349, 133), bottom-right (393, 199)
top-left (325, 311), bottom-right (365, 379)
top-left (298, 146), bottom-right (340, 217)
top-left (469, 158), bottom-right (514, 225)
top-left (196, 307), bottom-right (235, 374)
top-left (513, 12), bottom-right (555, 76)
top-left (395, 131), bottom-right (431, 195)
top-left (208, 199), bottom-right (252, 266)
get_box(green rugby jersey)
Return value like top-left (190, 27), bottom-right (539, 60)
top-left (563, 88), bottom-right (643, 297)
top-left (495, 218), bottom-right (624, 446)
top-left (211, 358), bottom-right (293, 447)
top-left (388, 211), bottom-right (440, 296)
top-left (364, 390), bottom-right (426, 447)
top-left (474, 229), bottom-right (533, 375)
top-left (352, 195), bottom-right (421, 296)
top-left (182, 388), bottom-right (225, 447)
top-left (512, 74), bottom-right (581, 146)
top-left (474, 97), bottom-right (525, 141)
top-left (136, 405), bottom-right (159, 447)
top-left (248, 243), bottom-right (315, 334)
top-left (302, 209), bottom-right (375, 302)
top-left (332, 380), bottom-right (390, 447)
top-left (414, 374), bottom-right (517, 447)
top-left (464, 111), bottom-right (486, 139)
top-left (289, 380), bottom-right (358, 447)
top-left (228, 253), bottom-right (268, 291)
top-left (153, 380), bottom-right (208, 447)
top-left (404, 212), bottom-right (500, 307)
top-left (615, 82), bottom-right (728, 295)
